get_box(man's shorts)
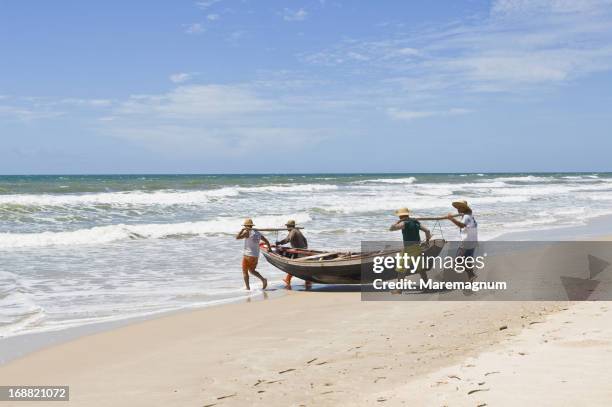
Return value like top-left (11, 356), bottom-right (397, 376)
top-left (242, 255), bottom-right (259, 272)
top-left (396, 243), bottom-right (423, 274)
top-left (457, 247), bottom-right (476, 257)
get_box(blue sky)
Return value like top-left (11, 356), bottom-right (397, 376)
top-left (1, 0), bottom-right (612, 174)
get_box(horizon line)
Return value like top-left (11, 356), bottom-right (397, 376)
top-left (0, 171), bottom-right (610, 177)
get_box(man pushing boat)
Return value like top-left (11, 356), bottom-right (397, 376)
top-left (236, 218), bottom-right (270, 290)
top-left (446, 200), bottom-right (479, 281)
top-left (389, 208), bottom-right (432, 286)
top-left (276, 219), bottom-right (311, 289)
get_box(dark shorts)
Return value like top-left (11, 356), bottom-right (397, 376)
top-left (458, 248), bottom-right (475, 257)
top-left (242, 255), bottom-right (259, 272)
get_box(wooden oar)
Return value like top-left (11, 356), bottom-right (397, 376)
top-left (255, 227), bottom-right (305, 231)
top-left (416, 214), bottom-right (462, 221)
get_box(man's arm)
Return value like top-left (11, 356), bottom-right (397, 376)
top-left (260, 234), bottom-right (271, 249)
top-left (389, 221), bottom-right (405, 231)
top-left (277, 230), bottom-right (292, 245)
top-left (446, 213), bottom-right (466, 228)
top-left (236, 228), bottom-right (249, 239)
top-left (420, 225), bottom-right (432, 242)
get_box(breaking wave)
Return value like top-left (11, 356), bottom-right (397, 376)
top-left (0, 184), bottom-right (337, 208)
top-left (0, 213), bottom-right (312, 248)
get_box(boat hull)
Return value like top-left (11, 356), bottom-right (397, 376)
top-left (261, 239), bottom-right (445, 284)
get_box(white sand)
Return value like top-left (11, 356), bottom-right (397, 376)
top-left (387, 301), bottom-right (612, 406)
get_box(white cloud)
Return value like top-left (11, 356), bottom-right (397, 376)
top-left (283, 8), bottom-right (308, 22)
top-left (169, 73), bottom-right (192, 83)
top-left (491, 0), bottom-right (612, 16)
top-left (195, 0), bottom-right (222, 11)
top-left (88, 82), bottom-right (340, 158)
top-left (302, 0), bottom-right (612, 94)
top-left (184, 23), bottom-right (204, 34)
top-left (0, 97), bottom-right (113, 121)
top-left (387, 107), bottom-right (472, 121)
top-left (0, 105), bottom-right (64, 121)
top-left (207, 13), bottom-right (220, 21)
top-left (59, 98), bottom-right (113, 107)
top-left (227, 30), bottom-right (246, 42)
top-left (117, 84), bottom-right (279, 118)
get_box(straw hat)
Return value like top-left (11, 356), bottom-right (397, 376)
top-left (452, 200), bottom-right (471, 212)
top-left (285, 219), bottom-right (296, 227)
top-left (243, 218), bottom-right (254, 227)
top-left (395, 207), bottom-right (411, 217)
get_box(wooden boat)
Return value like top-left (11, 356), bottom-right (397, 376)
top-left (260, 239), bottom-right (446, 284)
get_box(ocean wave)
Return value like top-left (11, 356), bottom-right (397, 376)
top-left (487, 175), bottom-right (555, 183)
top-left (316, 195), bottom-right (532, 214)
top-left (354, 177), bottom-right (417, 184)
top-left (0, 213), bottom-right (312, 248)
top-left (0, 184), bottom-right (337, 208)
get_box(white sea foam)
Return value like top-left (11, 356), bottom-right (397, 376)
top-left (488, 175), bottom-right (554, 183)
top-left (355, 177), bottom-right (417, 184)
top-left (0, 213), bottom-right (312, 248)
top-left (0, 184), bottom-right (337, 207)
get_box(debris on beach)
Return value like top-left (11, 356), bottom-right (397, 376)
top-left (468, 388), bottom-right (490, 395)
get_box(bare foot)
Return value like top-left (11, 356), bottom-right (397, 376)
top-left (262, 278), bottom-right (268, 290)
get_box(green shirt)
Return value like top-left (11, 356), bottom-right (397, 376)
top-left (401, 219), bottom-right (421, 243)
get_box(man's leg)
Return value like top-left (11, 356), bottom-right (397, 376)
top-left (464, 248), bottom-right (476, 280)
top-left (241, 257), bottom-right (251, 290)
top-left (456, 247), bottom-right (476, 281)
top-left (249, 269), bottom-right (267, 289)
top-left (418, 270), bottom-right (428, 282)
top-left (247, 257), bottom-right (267, 289)
top-left (284, 252), bottom-right (297, 287)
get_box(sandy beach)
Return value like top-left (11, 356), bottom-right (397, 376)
top-left (2, 231), bottom-right (612, 406)
top-left (0, 289), bottom-right (579, 406)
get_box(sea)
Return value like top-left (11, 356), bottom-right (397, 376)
top-left (1, 172), bottom-right (611, 338)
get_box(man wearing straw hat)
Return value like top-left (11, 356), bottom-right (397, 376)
top-left (236, 218), bottom-right (271, 290)
top-left (390, 208), bottom-right (432, 285)
top-left (276, 219), bottom-right (310, 289)
top-left (446, 200), bottom-right (479, 280)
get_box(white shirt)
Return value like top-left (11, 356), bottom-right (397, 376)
top-left (243, 229), bottom-right (262, 257)
top-left (460, 214), bottom-right (478, 249)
